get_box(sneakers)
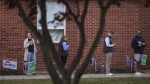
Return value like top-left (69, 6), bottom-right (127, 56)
top-left (138, 72), bottom-right (143, 75)
top-left (135, 72), bottom-right (143, 76)
top-left (106, 73), bottom-right (113, 76)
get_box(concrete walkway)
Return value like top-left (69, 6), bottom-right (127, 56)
top-left (0, 73), bottom-right (150, 80)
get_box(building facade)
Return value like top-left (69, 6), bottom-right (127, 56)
top-left (0, 0), bottom-right (150, 73)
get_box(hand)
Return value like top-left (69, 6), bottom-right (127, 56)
top-left (139, 44), bottom-right (142, 47)
top-left (142, 43), bottom-right (145, 45)
top-left (112, 44), bottom-right (116, 47)
top-left (35, 49), bottom-right (38, 52)
top-left (30, 41), bottom-right (33, 45)
top-left (67, 45), bottom-right (70, 47)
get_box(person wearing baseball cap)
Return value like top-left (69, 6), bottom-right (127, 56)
top-left (131, 31), bottom-right (146, 76)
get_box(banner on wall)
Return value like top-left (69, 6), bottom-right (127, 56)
top-left (3, 58), bottom-right (17, 70)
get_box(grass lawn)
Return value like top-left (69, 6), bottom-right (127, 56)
top-left (0, 77), bottom-right (150, 84)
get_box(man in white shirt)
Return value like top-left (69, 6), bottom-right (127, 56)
top-left (103, 31), bottom-right (115, 76)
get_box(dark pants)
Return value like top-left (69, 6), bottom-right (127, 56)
top-left (60, 56), bottom-right (67, 67)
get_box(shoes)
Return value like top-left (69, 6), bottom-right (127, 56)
top-left (135, 72), bottom-right (143, 76)
top-left (138, 72), bottom-right (143, 75)
top-left (27, 74), bottom-right (33, 76)
top-left (106, 73), bottom-right (113, 76)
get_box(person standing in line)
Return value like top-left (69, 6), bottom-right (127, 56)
top-left (131, 31), bottom-right (146, 76)
top-left (58, 35), bottom-right (70, 67)
top-left (24, 33), bottom-right (37, 62)
top-left (103, 31), bottom-right (115, 76)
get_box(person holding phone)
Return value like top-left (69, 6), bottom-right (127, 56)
top-left (131, 31), bottom-right (146, 76)
top-left (103, 31), bottom-right (115, 76)
top-left (58, 35), bottom-right (70, 67)
top-left (24, 33), bottom-right (37, 62)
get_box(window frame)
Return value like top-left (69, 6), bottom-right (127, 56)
top-left (37, 1), bottom-right (66, 44)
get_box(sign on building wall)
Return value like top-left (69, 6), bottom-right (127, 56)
top-left (24, 61), bottom-right (36, 74)
top-left (3, 58), bottom-right (17, 70)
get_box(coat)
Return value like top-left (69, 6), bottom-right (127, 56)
top-left (103, 35), bottom-right (113, 53)
top-left (131, 35), bottom-right (146, 54)
top-left (24, 38), bottom-right (37, 61)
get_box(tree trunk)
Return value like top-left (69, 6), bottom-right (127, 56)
top-left (73, 7), bottom-right (108, 84)
top-left (62, 77), bottom-right (71, 84)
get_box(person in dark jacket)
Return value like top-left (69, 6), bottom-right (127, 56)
top-left (103, 31), bottom-right (115, 76)
top-left (58, 35), bottom-right (70, 67)
top-left (131, 31), bottom-right (146, 76)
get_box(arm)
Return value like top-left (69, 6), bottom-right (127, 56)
top-left (131, 38), bottom-right (139, 48)
top-left (142, 38), bottom-right (146, 47)
top-left (33, 39), bottom-right (37, 51)
top-left (105, 37), bottom-right (114, 47)
top-left (62, 42), bottom-right (68, 51)
top-left (24, 39), bottom-right (30, 49)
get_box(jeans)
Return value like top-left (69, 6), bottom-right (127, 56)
top-left (27, 52), bottom-right (34, 62)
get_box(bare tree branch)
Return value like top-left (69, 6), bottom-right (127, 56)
top-left (38, 0), bottom-right (64, 80)
top-left (105, 0), bottom-right (118, 10)
top-left (67, 0), bottom-right (90, 79)
top-left (63, 1), bottom-right (79, 23)
top-left (59, 0), bottom-right (89, 80)
top-left (73, 2), bottom-right (109, 84)
top-left (12, 0), bottom-right (42, 41)
top-left (58, 0), bottom-right (85, 80)
top-left (81, 0), bottom-right (89, 24)
top-left (75, 0), bottom-right (80, 17)
top-left (75, 1), bottom-right (120, 80)
top-left (13, 0), bottom-right (63, 83)
top-left (38, 0), bottom-right (64, 73)
top-left (6, 0), bottom-right (150, 84)
top-left (98, 0), bottom-right (104, 8)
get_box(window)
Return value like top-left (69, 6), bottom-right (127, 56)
top-left (37, 0), bottom-right (66, 44)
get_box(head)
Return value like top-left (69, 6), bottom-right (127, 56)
top-left (108, 31), bottom-right (114, 37)
top-left (136, 31), bottom-right (142, 37)
top-left (62, 35), bottom-right (67, 41)
top-left (27, 33), bottom-right (32, 38)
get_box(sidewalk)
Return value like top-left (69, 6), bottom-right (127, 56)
top-left (0, 73), bottom-right (150, 80)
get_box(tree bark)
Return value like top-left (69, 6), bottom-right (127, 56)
top-left (10, 0), bottom-right (118, 84)
top-left (73, 0), bottom-right (114, 83)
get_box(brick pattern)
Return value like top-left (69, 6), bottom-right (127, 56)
top-left (0, 2), bottom-right (28, 72)
top-left (0, 0), bottom-right (150, 72)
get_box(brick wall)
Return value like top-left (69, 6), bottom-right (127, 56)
top-left (0, 2), bottom-right (27, 72)
top-left (0, 0), bottom-right (150, 72)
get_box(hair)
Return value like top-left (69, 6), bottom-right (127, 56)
top-left (108, 31), bottom-right (114, 34)
top-left (110, 31), bottom-right (114, 34)
top-left (61, 35), bottom-right (67, 39)
top-left (28, 32), bottom-right (32, 35)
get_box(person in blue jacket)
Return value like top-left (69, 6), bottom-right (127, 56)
top-left (58, 35), bottom-right (70, 67)
top-left (131, 31), bottom-right (146, 76)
